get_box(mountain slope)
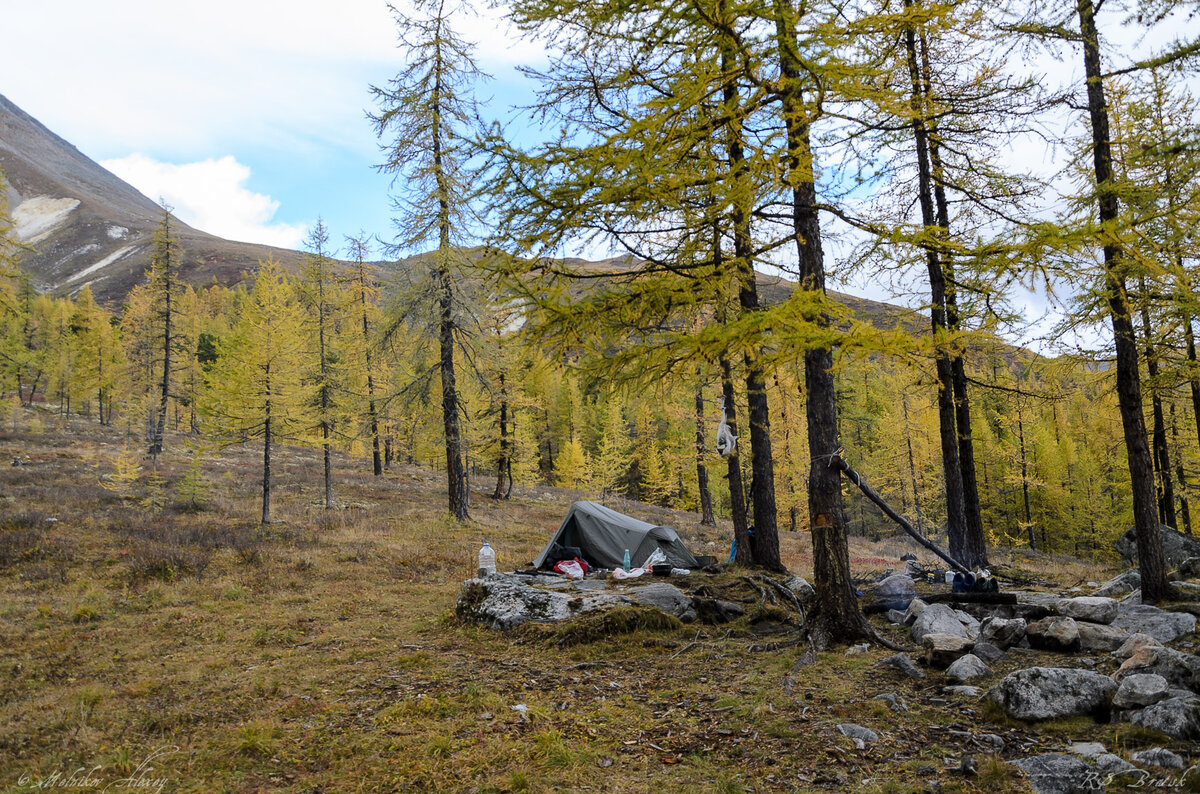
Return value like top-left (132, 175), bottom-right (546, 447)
top-left (0, 93), bottom-right (301, 305)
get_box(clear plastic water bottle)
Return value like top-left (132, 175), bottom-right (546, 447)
top-left (622, 549), bottom-right (631, 571)
top-left (477, 541), bottom-right (496, 577)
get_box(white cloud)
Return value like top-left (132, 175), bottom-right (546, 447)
top-left (100, 154), bottom-right (307, 249)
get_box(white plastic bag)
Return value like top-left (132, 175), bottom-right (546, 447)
top-left (642, 548), bottom-right (667, 569)
top-left (554, 559), bottom-right (585, 579)
top-left (612, 567), bottom-right (647, 580)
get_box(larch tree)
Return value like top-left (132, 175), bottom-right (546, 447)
top-left (202, 259), bottom-right (309, 525)
top-left (370, 0), bottom-right (487, 521)
top-left (298, 219), bottom-right (343, 510)
top-left (147, 207), bottom-right (184, 457)
top-left (344, 233), bottom-right (385, 476)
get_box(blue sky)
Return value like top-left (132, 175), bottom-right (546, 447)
top-left (5, 0), bottom-right (541, 256)
top-left (6, 1), bottom-right (1199, 352)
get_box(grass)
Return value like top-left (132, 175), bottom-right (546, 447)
top-left (0, 408), bottom-right (1189, 792)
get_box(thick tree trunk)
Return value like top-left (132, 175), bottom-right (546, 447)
top-left (695, 377), bottom-right (716, 526)
top-left (1186, 318), bottom-right (1200, 448)
top-left (1078, 0), bottom-right (1169, 601)
top-left (773, 0), bottom-right (872, 644)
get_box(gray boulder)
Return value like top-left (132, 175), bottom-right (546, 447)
top-left (980, 616), bottom-right (1027, 649)
top-left (1180, 556), bottom-right (1200, 579)
top-left (878, 653), bottom-right (925, 680)
top-left (922, 632), bottom-right (974, 668)
top-left (1115, 523), bottom-right (1200, 569)
top-left (1093, 570), bottom-right (1140, 598)
top-left (972, 642), bottom-right (1006, 663)
top-left (1026, 616), bottom-right (1082, 652)
top-left (1076, 621), bottom-right (1129, 652)
top-left (1130, 695), bottom-right (1200, 740)
top-left (1111, 604), bottom-right (1197, 643)
top-left (1130, 747), bottom-right (1185, 770)
top-left (1094, 753), bottom-right (1139, 778)
top-left (1112, 673), bottom-right (1169, 709)
top-left (873, 573), bottom-right (917, 610)
top-left (945, 653), bottom-right (990, 682)
top-left (988, 667), bottom-right (1117, 721)
top-left (457, 575), bottom-right (575, 629)
top-left (902, 597), bottom-right (927, 626)
top-left (1056, 597), bottom-right (1118, 625)
top-left (944, 685), bottom-right (984, 698)
top-left (631, 582), bottom-right (697, 622)
top-left (1114, 644), bottom-right (1200, 692)
top-left (912, 603), bottom-right (970, 643)
top-left (785, 576), bottom-right (816, 605)
top-left (1065, 741), bottom-right (1106, 758)
top-left (1010, 753), bottom-right (1105, 794)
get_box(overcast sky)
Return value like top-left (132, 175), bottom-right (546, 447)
top-left (6, 1), bottom-right (1199, 351)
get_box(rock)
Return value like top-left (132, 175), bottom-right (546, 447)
top-left (1075, 621), bottom-right (1129, 653)
top-left (955, 609), bottom-right (981, 639)
top-left (988, 667), bottom-right (1117, 721)
top-left (1122, 589), bottom-right (1142, 604)
top-left (879, 653), bottom-right (926, 679)
top-left (972, 642), bottom-right (1006, 664)
top-left (457, 575), bottom-right (574, 629)
top-left (980, 617), bottom-right (1027, 649)
top-left (1174, 581), bottom-right (1200, 598)
top-left (631, 582), bottom-right (697, 622)
top-left (902, 598), bottom-right (928, 626)
top-left (1180, 556), bottom-right (1200, 579)
top-left (912, 603), bottom-right (970, 643)
top-left (1065, 741), bottom-right (1106, 758)
top-left (785, 576), bottom-right (815, 605)
top-left (1010, 753), bottom-right (1105, 794)
top-left (690, 597), bottom-right (744, 624)
top-left (1056, 597), bottom-right (1119, 625)
top-left (1112, 673), bottom-right (1169, 709)
top-left (922, 633), bottom-right (974, 668)
top-left (873, 693), bottom-right (908, 712)
top-left (1094, 753), bottom-right (1139, 778)
top-left (1115, 524), bottom-right (1200, 569)
top-left (1112, 633), bottom-right (1163, 661)
top-left (1130, 695), bottom-right (1200, 740)
top-left (1114, 644), bottom-right (1200, 691)
top-left (836, 723), bottom-right (879, 744)
top-left (1026, 616), bottom-right (1081, 652)
top-left (944, 685), bottom-right (983, 698)
top-left (977, 733), bottom-right (1005, 752)
top-left (946, 654), bottom-right (990, 682)
top-left (887, 608), bottom-right (907, 625)
top-left (1111, 603), bottom-right (1197, 643)
top-left (873, 573), bottom-right (917, 610)
top-left (1093, 569), bottom-right (1141, 598)
top-left (1130, 747), bottom-right (1185, 770)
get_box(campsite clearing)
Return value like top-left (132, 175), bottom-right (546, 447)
top-left (0, 417), bottom-right (1180, 793)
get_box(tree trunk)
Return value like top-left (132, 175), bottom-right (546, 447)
top-left (262, 377), bottom-right (272, 526)
top-left (1186, 318), bottom-right (1200, 448)
top-left (721, 357), bottom-right (752, 564)
top-left (902, 1), bottom-right (971, 566)
top-left (1078, 0), bottom-right (1169, 601)
top-left (493, 372), bottom-right (511, 500)
top-left (718, 5), bottom-right (780, 570)
top-left (362, 291), bottom-right (383, 477)
top-left (773, 0), bottom-right (872, 644)
top-left (1139, 278), bottom-right (1176, 527)
top-left (695, 376), bottom-right (716, 526)
top-left (1172, 403), bottom-right (1192, 534)
top-left (432, 52), bottom-right (469, 521)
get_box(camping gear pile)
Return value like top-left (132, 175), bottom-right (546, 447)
top-left (534, 501), bottom-right (700, 579)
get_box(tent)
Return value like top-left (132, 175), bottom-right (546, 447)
top-left (534, 501), bottom-right (700, 570)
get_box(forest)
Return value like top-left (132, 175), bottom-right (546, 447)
top-left (3, 0), bottom-right (1200, 611)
